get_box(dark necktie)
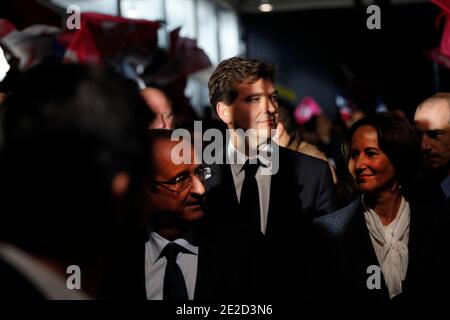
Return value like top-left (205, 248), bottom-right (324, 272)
top-left (161, 242), bottom-right (189, 301)
top-left (239, 160), bottom-right (261, 233)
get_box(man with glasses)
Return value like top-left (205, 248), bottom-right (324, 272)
top-left (134, 129), bottom-right (251, 301)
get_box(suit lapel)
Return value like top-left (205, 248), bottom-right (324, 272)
top-left (265, 148), bottom-right (304, 239)
top-left (193, 224), bottom-right (250, 301)
top-left (265, 159), bottom-right (281, 238)
top-left (342, 199), bottom-right (390, 302)
top-left (402, 201), bottom-right (435, 296)
top-left (193, 229), bottom-right (212, 301)
top-left (206, 163), bottom-right (239, 219)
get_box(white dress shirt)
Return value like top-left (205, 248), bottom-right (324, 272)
top-left (363, 196), bottom-right (410, 299)
top-left (227, 140), bottom-right (273, 234)
top-left (145, 230), bottom-right (199, 300)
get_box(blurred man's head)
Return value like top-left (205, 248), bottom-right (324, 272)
top-left (414, 93), bottom-right (450, 174)
top-left (144, 130), bottom-right (210, 240)
top-left (141, 86), bottom-right (174, 129)
top-left (0, 62), bottom-right (153, 279)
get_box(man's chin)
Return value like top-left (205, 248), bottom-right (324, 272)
top-left (256, 127), bottom-right (276, 139)
top-left (183, 207), bottom-right (205, 221)
top-left (427, 158), bottom-right (445, 169)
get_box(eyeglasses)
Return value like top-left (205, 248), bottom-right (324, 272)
top-left (153, 166), bottom-right (211, 194)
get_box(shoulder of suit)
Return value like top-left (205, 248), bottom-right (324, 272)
top-left (313, 198), bottom-right (361, 237)
top-left (279, 145), bottom-right (329, 169)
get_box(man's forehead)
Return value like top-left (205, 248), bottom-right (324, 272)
top-left (152, 139), bottom-right (199, 168)
top-left (415, 100), bottom-right (450, 130)
top-left (141, 88), bottom-right (172, 112)
top-left (153, 139), bottom-right (194, 157)
top-left (152, 139), bottom-right (199, 180)
top-left (234, 78), bottom-right (275, 92)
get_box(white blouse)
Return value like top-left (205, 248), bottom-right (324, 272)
top-left (363, 196), bottom-right (410, 299)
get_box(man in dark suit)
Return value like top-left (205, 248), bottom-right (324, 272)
top-left (205, 57), bottom-right (337, 300)
top-left (110, 129), bottom-right (251, 300)
top-left (414, 93), bottom-right (450, 203)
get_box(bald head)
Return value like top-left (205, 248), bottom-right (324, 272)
top-left (141, 87), bottom-right (174, 129)
top-left (416, 94), bottom-right (450, 124)
top-left (414, 93), bottom-right (450, 172)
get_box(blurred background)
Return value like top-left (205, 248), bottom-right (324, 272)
top-left (0, 0), bottom-right (449, 122)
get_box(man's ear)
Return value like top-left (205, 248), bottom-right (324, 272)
top-left (216, 102), bottom-right (232, 126)
top-left (112, 172), bottom-right (130, 198)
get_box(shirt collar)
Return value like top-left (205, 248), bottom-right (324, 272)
top-left (147, 228), bottom-right (199, 265)
top-left (227, 138), bottom-right (272, 176)
top-left (362, 195), bottom-right (410, 230)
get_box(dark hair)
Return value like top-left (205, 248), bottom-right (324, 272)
top-left (344, 112), bottom-right (425, 200)
top-left (0, 62), bottom-right (153, 263)
top-left (278, 106), bottom-right (297, 135)
top-left (208, 56), bottom-right (275, 109)
top-left (146, 129), bottom-right (175, 180)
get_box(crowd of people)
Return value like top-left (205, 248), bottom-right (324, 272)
top-left (0, 56), bottom-right (448, 307)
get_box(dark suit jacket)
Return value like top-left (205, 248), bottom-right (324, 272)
top-left (307, 197), bottom-right (444, 304)
top-left (204, 145), bottom-right (338, 300)
top-left (101, 221), bottom-right (253, 301)
top-left (433, 198), bottom-right (450, 301)
top-left (205, 145), bottom-right (337, 226)
top-left (194, 222), bottom-right (253, 301)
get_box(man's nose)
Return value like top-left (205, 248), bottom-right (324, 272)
top-left (266, 97), bottom-right (278, 114)
top-left (161, 117), bottom-right (170, 129)
top-left (149, 115), bottom-right (164, 129)
top-left (190, 175), bottom-right (205, 195)
top-left (421, 135), bottom-right (433, 152)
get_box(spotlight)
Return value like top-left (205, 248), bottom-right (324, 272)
top-left (259, 1), bottom-right (273, 13)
